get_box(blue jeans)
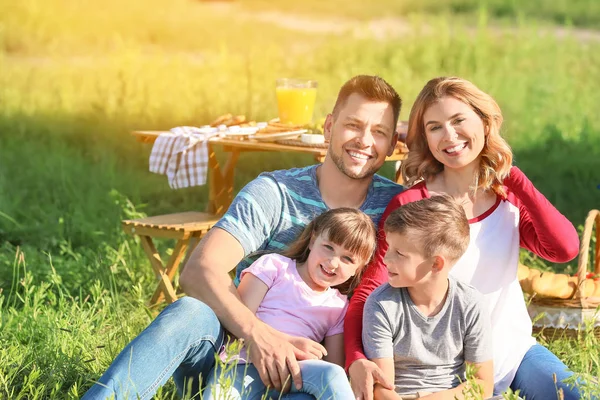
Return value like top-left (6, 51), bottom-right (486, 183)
top-left (203, 360), bottom-right (353, 400)
top-left (510, 343), bottom-right (597, 400)
top-left (82, 297), bottom-right (226, 400)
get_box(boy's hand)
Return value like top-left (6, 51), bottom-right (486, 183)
top-left (349, 359), bottom-right (394, 400)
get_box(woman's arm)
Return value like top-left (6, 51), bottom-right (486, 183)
top-left (345, 230), bottom-right (395, 400)
top-left (344, 230), bottom-right (391, 368)
top-left (344, 187), bottom-right (427, 369)
top-left (504, 166), bottom-right (579, 262)
top-left (345, 191), bottom-right (426, 400)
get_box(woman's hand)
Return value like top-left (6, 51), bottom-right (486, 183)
top-left (349, 358), bottom-right (394, 400)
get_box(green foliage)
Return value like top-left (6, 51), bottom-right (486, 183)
top-left (1, 0), bottom-right (599, 398)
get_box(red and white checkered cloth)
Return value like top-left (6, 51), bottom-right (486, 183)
top-left (149, 126), bottom-right (219, 189)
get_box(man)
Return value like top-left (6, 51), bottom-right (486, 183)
top-left (83, 75), bottom-right (402, 400)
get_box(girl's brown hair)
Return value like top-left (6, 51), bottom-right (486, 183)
top-left (402, 77), bottom-right (513, 197)
top-left (282, 208), bottom-right (377, 295)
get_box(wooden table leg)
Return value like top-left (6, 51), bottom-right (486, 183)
top-left (207, 143), bottom-right (240, 216)
top-left (139, 235), bottom-right (179, 306)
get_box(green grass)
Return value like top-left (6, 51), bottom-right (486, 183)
top-left (242, 0), bottom-right (600, 29)
top-left (1, 0), bottom-right (600, 398)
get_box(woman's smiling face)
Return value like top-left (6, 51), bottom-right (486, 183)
top-left (422, 96), bottom-right (486, 171)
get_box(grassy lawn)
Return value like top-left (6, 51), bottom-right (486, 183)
top-left (242, 0), bottom-right (600, 29)
top-left (1, 0), bottom-right (599, 398)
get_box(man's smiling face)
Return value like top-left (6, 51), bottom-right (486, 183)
top-left (325, 93), bottom-right (397, 180)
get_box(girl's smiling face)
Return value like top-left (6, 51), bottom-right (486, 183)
top-left (301, 232), bottom-right (363, 292)
top-left (423, 96), bottom-right (486, 171)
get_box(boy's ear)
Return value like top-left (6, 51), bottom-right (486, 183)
top-left (431, 255), bottom-right (446, 272)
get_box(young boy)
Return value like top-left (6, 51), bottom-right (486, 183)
top-left (362, 195), bottom-right (494, 400)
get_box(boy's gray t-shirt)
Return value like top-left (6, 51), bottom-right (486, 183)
top-left (362, 277), bottom-right (492, 396)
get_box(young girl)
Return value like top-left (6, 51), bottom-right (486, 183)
top-left (345, 77), bottom-right (584, 400)
top-left (204, 207), bottom-right (377, 400)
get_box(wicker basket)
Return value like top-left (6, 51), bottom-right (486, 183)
top-left (528, 209), bottom-right (600, 339)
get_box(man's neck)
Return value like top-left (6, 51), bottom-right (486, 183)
top-left (316, 161), bottom-right (373, 209)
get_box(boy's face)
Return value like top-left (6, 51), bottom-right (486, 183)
top-left (383, 231), bottom-right (433, 288)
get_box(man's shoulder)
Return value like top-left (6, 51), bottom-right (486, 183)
top-left (240, 165), bottom-right (318, 200)
top-left (259, 165), bottom-right (318, 184)
top-left (371, 174), bottom-right (404, 196)
top-left (363, 175), bottom-right (404, 217)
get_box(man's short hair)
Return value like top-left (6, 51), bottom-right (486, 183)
top-left (332, 75), bottom-right (402, 128)
top-left (384, 195), bottom-right (470, 262)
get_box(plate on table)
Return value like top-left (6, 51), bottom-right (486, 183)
top-left (222, 126), bottom-right (261, 139)
top-left (252, 130), bottom-right (308, 142)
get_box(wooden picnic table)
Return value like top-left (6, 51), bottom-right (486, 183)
top-left (133, 130), bottom-right (408, 216)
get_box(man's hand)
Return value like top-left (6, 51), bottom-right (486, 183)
top-left (349, 358), bottom-right (394, 400)
top-left (287, 335), bottom-right (327, 360)
top-left (246, 323), bottom-right (326, 393)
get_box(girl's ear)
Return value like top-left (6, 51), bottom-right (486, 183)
top-left (308, 234), bottom-right (316, 251)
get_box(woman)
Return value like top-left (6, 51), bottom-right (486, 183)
top-left (345, 77), bottom-right (584, 399)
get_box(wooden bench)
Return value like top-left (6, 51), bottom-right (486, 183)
top-left (122, 211), bottom-right (220, 306)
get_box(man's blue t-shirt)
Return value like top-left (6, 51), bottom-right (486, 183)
top-left (214, 165), bottom-right (403, 284)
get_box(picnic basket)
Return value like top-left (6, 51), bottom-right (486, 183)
top-left (527, 209), bottom-right (600, 339)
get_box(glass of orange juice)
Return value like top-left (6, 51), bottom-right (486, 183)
top-left (275, 78), bottom-right (318, 125)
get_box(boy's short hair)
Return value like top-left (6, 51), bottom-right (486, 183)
top-left (383, 195), bottom-right (470, 262)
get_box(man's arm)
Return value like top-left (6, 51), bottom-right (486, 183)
top-left (179, 228), bottom-right (315, 391)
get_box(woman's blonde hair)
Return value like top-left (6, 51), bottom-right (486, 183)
top-left (282, 208), bottom-right (377, 295)
top-left (402, 77), bottom-right (513, 197)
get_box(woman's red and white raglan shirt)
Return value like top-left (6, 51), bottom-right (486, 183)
top-left (345, 167), bottom-right (579, 392)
